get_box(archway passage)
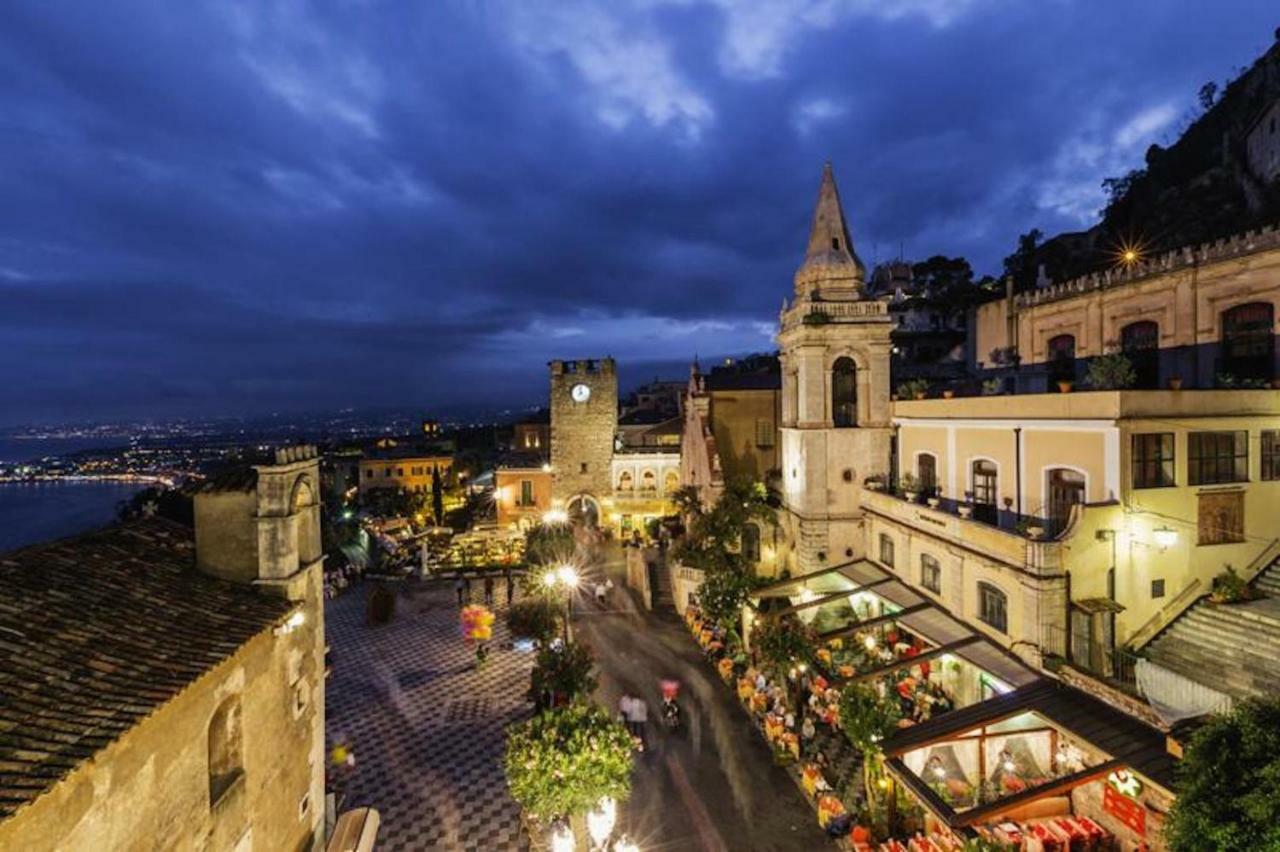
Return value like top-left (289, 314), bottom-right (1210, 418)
top-left (566, 494), bottom-right (601, 528)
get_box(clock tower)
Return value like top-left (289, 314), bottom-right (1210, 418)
top-left (777, 163), bottom-right (894, 573)
top-left (549, 358), bottom-right (618, 524)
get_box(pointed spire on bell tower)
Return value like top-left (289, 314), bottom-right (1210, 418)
top-left (794, 161), bottom-right (866, 297)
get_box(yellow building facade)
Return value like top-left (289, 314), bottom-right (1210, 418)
top-left (358, 454), bottom-right (453, 494)
top-left (873, 391), bottom-right (1280, 664)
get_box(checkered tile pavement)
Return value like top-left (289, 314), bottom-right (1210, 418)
top-left (326, 581), bottom-right (533, 851)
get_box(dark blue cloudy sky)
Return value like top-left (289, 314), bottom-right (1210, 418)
top-left (1, 1), bottom-right (1275, 425)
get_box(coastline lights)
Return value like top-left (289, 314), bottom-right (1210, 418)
top-left (586, 797), bottom-right (618, 848)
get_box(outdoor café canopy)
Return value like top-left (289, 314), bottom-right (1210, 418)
top-left (749, 560), bottom-right (1039, 691)
top-left (880, 679), bottom-right (1178, 829)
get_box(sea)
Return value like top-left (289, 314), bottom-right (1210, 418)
top-left (0, 437), bottom-right (144, 552)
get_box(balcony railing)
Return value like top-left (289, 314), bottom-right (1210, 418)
top-left (1043, 624), bottom-right (1141, 692)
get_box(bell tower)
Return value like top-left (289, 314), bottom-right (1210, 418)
top-left (777, 163), bottom-right (893, 573)
top-left (549, 358), bottom-right (618, 523)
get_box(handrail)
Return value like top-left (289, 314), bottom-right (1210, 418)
top-left (1242, 537), bottom-right (1280, 584)
top-left (1127, 578), bottom-right (1204, 651)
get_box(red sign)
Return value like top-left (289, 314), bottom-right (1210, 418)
top-left (1103, 785), bottom-right (1146, 837)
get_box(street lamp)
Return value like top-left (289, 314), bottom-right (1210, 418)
top-left (544, 564), bottom-right (579, 643)
top-left (587, 797), bottom-right (617, 849)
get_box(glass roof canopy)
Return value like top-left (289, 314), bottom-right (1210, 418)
top-left (747, 560), bottom-right (1038, 690)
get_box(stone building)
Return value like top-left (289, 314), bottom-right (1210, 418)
top-left (973, 226), bottom-right (1280, 392)
top-left (549, 358), bottom-right (619, 525)
top-left (0, 446), bottom-right (326, 852)
top-left (776, 162), bottom-right (894, 573)
top-left (357, 449), bottom-right (453, 495)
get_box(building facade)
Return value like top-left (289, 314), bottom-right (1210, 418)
top-left (494, 460), bottom-right (552, 529)
top-left (549, 358), bottom-right (619, 525)
top-left (0, 447), bottom-right (326, 852)
top-left (973, 227), bottom-right (1280, 392)
top-left (357, 452), bottom-right (453, 495)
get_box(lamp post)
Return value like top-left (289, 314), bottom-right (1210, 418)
top-left (543, 564), bottom-right (579, 643)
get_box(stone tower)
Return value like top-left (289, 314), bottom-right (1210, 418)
top-left (194, 445), bottom-right (324, 601)
top-left (777, 163), bottom-right (893, 573)
top-left (549, 358), bottom-right (618, 523)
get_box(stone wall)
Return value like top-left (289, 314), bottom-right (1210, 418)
top-left (0, 570), bottom-right (326, 852)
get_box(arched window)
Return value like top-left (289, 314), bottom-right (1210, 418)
top-left (640, 469), bottom-right (657, 492)
top-left (832, 357), bottom-right (857, 427)
top-left (1046, 468), bottom-right (1085, 533)
top-left (1120, 321), bottom-right (1159, 388)
top-left (977, 582), bottom-right (1008, 633)
top-left (1221, 302), bottom-right (1275, 382)
top-left (617, 470), bottom-right (633, 491)
top-left (920, 554), bottom-right (941, 593)
top-left (208, 696), bottom-right (244, 805)
top-left (971, 460), bottom-right (998, 525)
top-left (742, 523), bottom-right (761, 564)
top-left (663, 470), bottom-right (680, 493)
top-left (1047, 334), bottom-right (1076, 386)
top-left (917, 453), bottom-right (938, 497)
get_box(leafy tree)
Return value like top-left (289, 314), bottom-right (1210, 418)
top-left (504, 703), bottom-right (634, 821)
top-left (525, 524), bottom-right (576, 567)
top-left (838, 681), bottom-right (902, 753)
top-left (671, 477), bottom-right (774, 575)
top-left (1198, 81), bottom-right (1218, 112)
top-left (507, 598), bottom-right (561, 642)
top-left (431, 467), bottom-right (444, 525)
top-left (358, 486), bottom-right (426, 520)
top-left (1166, 697), bottom-right (1280, 851)
top-left (698, 568), bottom-right (759, 629)
top-left (751, 614), bottom-right (815, 677)
top-left (528, 640), bottom-right (597, 705)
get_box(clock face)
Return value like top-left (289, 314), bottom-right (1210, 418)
top-left (571, 383), bottom-right (591, 403)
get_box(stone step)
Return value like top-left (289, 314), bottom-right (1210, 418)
top-left (1147, 639), bottom-right (1280, 697)
top-left (1158, 620), bottom-right (1279, 663)
top-left (1184, 605), bottom-right (1280, 637)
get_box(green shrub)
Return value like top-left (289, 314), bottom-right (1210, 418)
top-left (505, 703), bottom-right (634, 821)
top-left (838, 681), bottom-right (901, 753)
top-left (528, 640), bottom-right (597, 705)
top-left (507, 598), bottom-right (560, 642)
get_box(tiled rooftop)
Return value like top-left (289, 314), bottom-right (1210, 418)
top-left (0, 520), bottom-right (291, 818)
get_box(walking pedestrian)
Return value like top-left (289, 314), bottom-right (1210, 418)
top-left (504, 567), bottom-right (515, 604)
top-left (594, 580), bottom-right (607, 607)
top-left (483, 575), bottom-right (495, 607)
top-left (462, 575), bottom-right (472, 604)
top-left (619, 693), bottom-right (633, 729)
top-left (630, 695), bottom-right (648, 748)
top-left (454, 576), bottom-right (465, 607)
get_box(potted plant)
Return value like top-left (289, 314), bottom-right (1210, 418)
top-left (958, 491), bottom-right (974, 519)
top-left (1085, 351), bottom-right (1136, 390)
top-left (942, 388), bottom-right (955, 399)
top-left (927, 490), bottom-right (941, 509)
top-left (1015, 519), bottom-right (1045, 539)
top-left (864, 476), bottom-right (885, 492)
top-left (982, 378), bottom-right (1002, 396)
top-left (1056, 379), bottom-right (1074, 393)
top-left (899, 473), bottom-right (920, 502)
top-left (1168, 376), bottom-right (1183, 390)
top-left (1209, 565), bottom-right (1260, 604)
top-left (898, 379), bottom-right (930, 400)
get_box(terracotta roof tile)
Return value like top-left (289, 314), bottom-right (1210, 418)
top-left (0, 519), bottom-right (291, 818)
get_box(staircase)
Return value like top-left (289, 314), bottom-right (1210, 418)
top-left (649, 557), bottom-right (674, 610)
top-left (1143, 557), bottom-right (1280, 700)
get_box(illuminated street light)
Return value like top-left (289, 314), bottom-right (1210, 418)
top-left (543, 509), bottom-right (569, 525)
top-left (557, 564), bottom-right (579, 588)
top-left (1153, 526), bottom-right (1178, 549)
top-left (549, 822), bottom-right (575, 852)
top-left (587, 797), bottom-right (617, 848)
top-left (613, 837), bottom-right (640, 852)
top-left (542, 571), bottom-right (559, 589)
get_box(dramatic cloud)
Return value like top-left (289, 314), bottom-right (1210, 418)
top-left (0, 0), bottom-right (1272, 424)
